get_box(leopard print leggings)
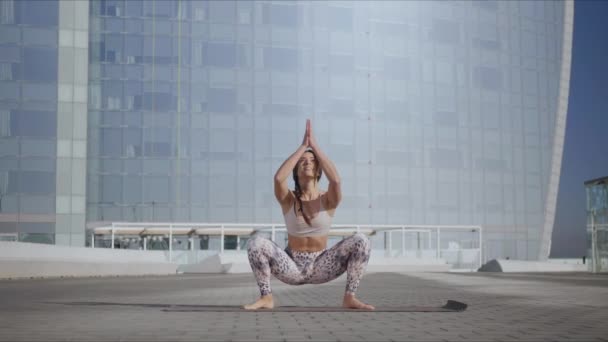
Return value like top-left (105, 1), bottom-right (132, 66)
top-left (246, 233), bottom-right (371, 296)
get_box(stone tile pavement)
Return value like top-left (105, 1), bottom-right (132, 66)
top-left (1, 270), bottom-right (607, 341)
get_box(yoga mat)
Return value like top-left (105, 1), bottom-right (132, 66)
top-left (162, 300), bottom-right (467, 312)
top-left (51, 300), bottom-right (467, 312)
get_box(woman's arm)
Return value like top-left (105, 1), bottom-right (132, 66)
top-left (308, 122), bottom-right (342, 209)
top-left (274, 122), bottom-right (309, 206)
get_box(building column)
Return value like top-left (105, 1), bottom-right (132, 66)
top-left (55, 0), bottom-right (89, 246)
top-left (538, 0), bottom-right (574, 260)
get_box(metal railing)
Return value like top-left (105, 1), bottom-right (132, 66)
top-left (87, 222), bottom-right (483, 270)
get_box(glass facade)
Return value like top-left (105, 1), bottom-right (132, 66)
top-left (85, 0), bottom-right (573, 261)
top-left (1, 1), bottom-right (573, 260)
top-left (585, 176), bottom-right (608, 273)
top-left (0, 0), bottom-right (59, 244)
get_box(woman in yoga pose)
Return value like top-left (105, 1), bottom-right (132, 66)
top-left (244, 119), bottom-right (374, 310)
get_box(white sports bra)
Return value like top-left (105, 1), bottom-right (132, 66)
top-left (283, 195), bottom-right (332, 237)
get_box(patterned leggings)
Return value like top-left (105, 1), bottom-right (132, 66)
top-left (246, 233), bottom-right (371, 296)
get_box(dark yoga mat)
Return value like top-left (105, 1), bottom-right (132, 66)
top-left (50, 300), bottom-right (467, 312)
top-left (162, 300), bottom-right (467, 312)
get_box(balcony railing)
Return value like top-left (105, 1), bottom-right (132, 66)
top-left (86, 222), bottom-right (483, 271)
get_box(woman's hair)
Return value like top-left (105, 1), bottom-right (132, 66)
top-left (292, 149), bottom-right (322, 226)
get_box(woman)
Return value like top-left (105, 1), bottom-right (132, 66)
top-left (244, 119), bottom-right (374, 310)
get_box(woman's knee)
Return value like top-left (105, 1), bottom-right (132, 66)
top-left (351, 232), bottom-right (371, 252)
top-left (247, 235), bottom-right (268, 252)
top-left (248, 235), bottom-right (278, 252)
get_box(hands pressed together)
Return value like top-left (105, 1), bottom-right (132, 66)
top-left (301, 119), bottom-right (319, 150)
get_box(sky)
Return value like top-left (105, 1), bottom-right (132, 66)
top-left (551, 0), bottom-right (608, 258)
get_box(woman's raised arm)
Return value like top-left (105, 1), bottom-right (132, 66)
top-left (308, 121), bottom-right (341, 209)
top-left (274, 120), bottom-right (310, 206)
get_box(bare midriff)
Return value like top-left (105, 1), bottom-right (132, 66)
top-left (287, 235), bottom-right (328, 252)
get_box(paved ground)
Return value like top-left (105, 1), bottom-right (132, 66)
top-left (1, 271), bottom-right (607, 341)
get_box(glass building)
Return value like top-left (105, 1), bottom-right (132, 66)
top-left (585, 176), bottom-right (608, 273)
top-left (0, 0), bottom-right (573, 261)
top-left (0, 0), bottom-right (88, 245)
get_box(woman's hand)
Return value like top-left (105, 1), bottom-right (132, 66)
top-left (302, 119), bottom-right (310, 147)
top-left (306, 118), bottom-right (342, 209)
top-left (275, 119), bottom-right (311, 209)
top-left (308, 119), bottom-right (319, 150)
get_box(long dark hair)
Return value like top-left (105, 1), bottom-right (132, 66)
top-left (292, 149), bottom-right (322, 226)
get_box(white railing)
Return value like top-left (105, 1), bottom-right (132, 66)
top-left (87, 222), bottom-right (483, 270)
top-left (0, 233), bottom-right (17, 242)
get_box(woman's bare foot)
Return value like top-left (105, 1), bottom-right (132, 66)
top-left (243, 294), bottom-right (274, 310)
top-left (343, 293), bottom-right (375, 310)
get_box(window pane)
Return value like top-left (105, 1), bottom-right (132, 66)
top-left (431, 149), bottom-right (462, 169)
top-left (384, 56), bottom-right (409, 80)
top-left (19, 170), bottom-right (55, 194)
top-left (0, 82), bottom-right (19, 100)
top-left (327, 6), bottom-right (352, 32)
top-left (0, 222), bottom-right (17, 233)
top-left (154, 0), bottom-right (177, 18)
top-left (101, 128), bottom-right (122, 157)
top-left (208, 88), bottom-right (236, 113)
top-left (143, 176), bottom-right (170, 202)
top-left (330, 55), bottom-right (353, 75)
top-left (23, 47), bottom-right (57, 82)
top-left (20, 139), bottom-right (55, 157)
top-left (262, 3), bottom-right (298, 27)
top-left (124, 128), bottom-right (142, 157)
top-left (123, 176), bottom-right (142, 203)
top-left (431, 19), bottom-right (460, 44)
top-left (209, 1), bottom-right (236, 24)
top-left (20, 158), bottom-right (55, 172)
top-left (23, 28), bottom-right (57, 46)
top-left (125, 1), bottom-right (143, 17)
top-left (22, 83), bottom-right (55, 102)
top-left (0, 45), bottom-right (19, 62)
top-left (19, 233), bottom-right (54, 244)
top-left (264, 47), bottom-right (298, 71)
top-left (16, 0), bottom-right (58, 26)
top-left (11, 110), bottom-right (56, 138)
top-left (101, 175), bottom-right (121, 203)
top-left (473, 66), bottom-right (502, 91)
top-left (203, 43), bottom-right (236, 67)
top-left (19, 195), bottom-right (55, 214)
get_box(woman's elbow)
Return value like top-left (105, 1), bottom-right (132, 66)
top-left (274, 174), bottom-right (286, 185)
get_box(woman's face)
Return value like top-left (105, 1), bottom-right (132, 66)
top-left (297, 151), bottom-right (318, 179)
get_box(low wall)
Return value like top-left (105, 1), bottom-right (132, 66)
top-left (178, 251), bottom-right (452, 274)
top-left (478, 259), bottom-right (588, 272)
top-left (1, 241), bottom-right (456, 278)
top-left (0, 241), bottom-right (178, 279)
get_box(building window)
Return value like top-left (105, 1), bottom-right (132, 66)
top-left (384, 56), bottom-right (409, 80)
top-left (101, 128), bottom-right (122, 157)
top-left (264, 47), bottom-right (298, 71)
top-left (473, 1), bottom-right (499, 11)
top-left (15, 0), bottom-right (58, 26)
top-left (16, 170), bottom-right (55, 195)
top-left (10, 110), bottom-right (56, 138)
top-left (473, 66), bottom-right (502, 91)
top-left (19, 233), bottom-right (54, 245)
top-left (23, 47), bottom-right (57, 82)
top-left (202, 43), bottom-right (236, 68)
top-left (262, 3), bottom-right (298, 27)
top-left (431, 149), bottom-right (462, 169)
top-left (209, 1), bottom-right (235, 24)
top-left (208, 88), bottom-right (236, 113)
top-left (327, 6), bottom-right (353, 32)
top-left (430, 19), bottom-right (460, 44)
